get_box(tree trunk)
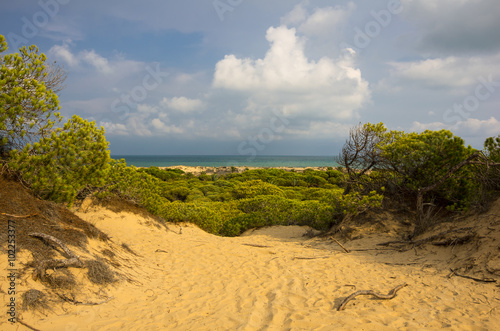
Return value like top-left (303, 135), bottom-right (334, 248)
top-left (414, 189), bottom-right (424, 237)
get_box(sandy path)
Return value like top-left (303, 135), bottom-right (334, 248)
top-left (7, 205), bottom-right (499, 331)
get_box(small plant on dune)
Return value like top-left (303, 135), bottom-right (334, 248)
top-left (22, 289), bottom-right (49, 312)
top-left (85, 259), bottom-right (115, 285)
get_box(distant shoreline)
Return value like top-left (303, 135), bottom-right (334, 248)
top-left (160, 165), bottom-right (334, 176)
top-left (112, 155), bottom-right (338, 168)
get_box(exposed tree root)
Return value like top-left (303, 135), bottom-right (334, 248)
top-left (448, 269), bottom-right (496, 283)
top-left (16, 318), bottom-right (41, 331)
top-left (29, 232), bottom-right (83, 281)
top-left (338, 283), bottom-right (407, 311)
top-left (432, 234), bottom-right (475, 246)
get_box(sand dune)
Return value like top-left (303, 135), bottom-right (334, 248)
top-left (3, 200), bottom-right (498, 331)
top-left (161, 166), bottom-right (332, 176)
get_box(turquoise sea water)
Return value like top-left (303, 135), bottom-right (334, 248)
top-left (112, 155), bottom-right (338, 168)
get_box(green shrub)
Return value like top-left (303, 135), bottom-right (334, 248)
top-left (220, 195), bottom-right (336, 236)
top-left (8, 115), bottom-right (110, 204)
top-left (325, 169), bottom-right (344, 185)
top-left (381, 129), bottom-right (479, 210)
top-left (101, 160), bottom-right (168, 215)
top-left (485, 135), bottom-right (500, 163)
top-left (160, 201), bottom-right (242, 235)
top-left (282, 188), bottom-right (304, 200)
top-left (186, 189), bottom-right (209, 202)
top-left (232, 180), bottom-right (285, 199)
top-left (303, 175), bottom-right (328, 187)
top-left (164, 186), bottom-right (191, 202)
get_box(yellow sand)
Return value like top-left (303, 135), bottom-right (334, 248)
top-left (3, 202), bottom-right (499, 331)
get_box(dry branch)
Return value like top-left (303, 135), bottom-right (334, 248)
top-left (56, 293), bottom-right (114, 305)
top-left (448, 269), bottom-right (496, 283)
top-left (242, 243), bottom-right (272, 248)
top-left (349, 248), bottom-right (397, 252)
top-left (1, 212), bottom-right (38, 218)
top-left (337, 283), bottom-right (407, 311)
top-left (16, 318), bottom-right (41, 331)
top-left (29, 233), bottom-right (83, 281)
top-left (377, 227), bottom-right (474, 248)
top-left (330, 236), bottom-right (350, 253)
top-left (431, 234), bottom-right (475, 246)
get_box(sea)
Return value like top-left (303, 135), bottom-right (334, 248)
top-left (112, 155), bottom-right (339, 168)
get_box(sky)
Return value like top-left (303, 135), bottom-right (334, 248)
top-left (1, 0), bottom-right (499, 156)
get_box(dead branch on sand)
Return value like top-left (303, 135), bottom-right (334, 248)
top-left (431, 234), bottom-right (475, 246)
top-left (447, 269), bottom-right (496, 283)
top-left (337, 283), bottom-right (407, 311)
top-left (377, 227), bottom-right (474, 248)
top-left (56, 293), bottom-right (114, 305)
top-left (242, 243), bottom-right (272, 248)
top-left (29, 232), bottom-right (83, 281)
top-left (16, 318), bottom-right (41, 331)
top-left (329, 236), bottom-right (350, 253)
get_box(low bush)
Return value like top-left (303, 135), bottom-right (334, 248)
top-left (219, 196), bottom-right (336, 236)
top-left (232, 180), bottom-right (285, 199)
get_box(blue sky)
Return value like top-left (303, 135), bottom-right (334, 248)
top-left (1, 0), bottom-right (499, 156)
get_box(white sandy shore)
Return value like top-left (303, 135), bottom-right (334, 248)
top-left (3, 199), bottom-right (498, 330)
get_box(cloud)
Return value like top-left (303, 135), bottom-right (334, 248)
top-left (382, 52), bottom-right (500, 91)
top-left (100, 121), bottom-right (128, 136)
top-left (151, 118), bottom-right (184, 134)
top-left (137, 104), bottom-right (159, 114)
top-left (213, 25), bottom-right (370, 121)
top-left (296, 2), bottom-right (356, 39)
top-left (48, 43), bottom-right (112, 73)
top-left (400, 0), bottom-right (500, 54)
top-left (280, 2), bottom-right (308, 26)
top-left (410, 117), bottom-right (500, 143)
top-left (126, 117), bottom-right (153, 137)
top-left (459, 117), bottom-right (500, 136)
top-left (81, 50), bottom-right (112, 73)
top-left (160, 96), bottom-right (203, 113)
top-left (49, 43), bottom-right (79, 67)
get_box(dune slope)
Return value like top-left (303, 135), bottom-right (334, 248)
top-left (1, 199), bottom-right (496, 330)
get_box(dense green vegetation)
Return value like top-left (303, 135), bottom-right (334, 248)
top-left (337, 123), bottom-right (500, 235)
top-left (100, 164), bottom-right (382, 236)
top-left (1, 35), bottom-right (499, 237)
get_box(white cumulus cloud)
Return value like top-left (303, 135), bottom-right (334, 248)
top-left (49, 43), bottom-right (112, 74)
top-left (213, 25), bottom-right (370, 121)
